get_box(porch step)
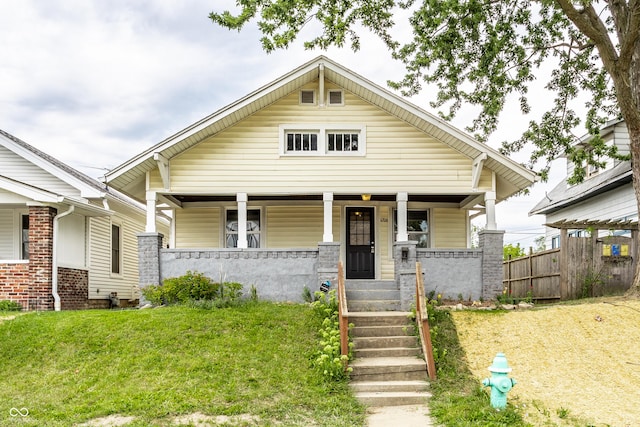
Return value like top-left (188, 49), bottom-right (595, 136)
top-left (345, 280), bottom-right (398, 291)
top-left (348, 300), bottom-right (401, 312)
top-left (346, 289), bottom-right (400, 301)
top-left (349, 312), bottom-right (430, 408)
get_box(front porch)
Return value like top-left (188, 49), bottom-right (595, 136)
top-left (138, 230), bottom-right (504, 308)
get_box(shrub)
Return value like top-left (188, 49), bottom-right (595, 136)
top-left (140, 271), bottom-right (244, 307)
top-left (310, 290), bottom-right (352, 380)
top-left (0, 300), bottom-right (22, 311)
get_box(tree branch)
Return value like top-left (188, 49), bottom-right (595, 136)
top-left (618, 1), bottom-right (640, 70)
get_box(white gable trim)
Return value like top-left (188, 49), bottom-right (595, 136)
top-left (0, 133), bottom-right (104, 198)
top-left (0, 175), bottom-right (63, 203)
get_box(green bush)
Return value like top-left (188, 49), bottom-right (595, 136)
top-left (310, 290), bottom-right (352, 380)
top-left (141, 271), bottom-right (245, 307)
top-left (0, 300), bottom-right (22, 311)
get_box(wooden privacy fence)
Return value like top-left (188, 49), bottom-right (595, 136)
top-left (504, 219), bottom-right (638, 301)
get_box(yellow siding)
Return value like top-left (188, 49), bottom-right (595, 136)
top-left (155, 81), bottom-right (475, 195)
top-left (175, 208), bottom-right (220, 248)
top-left (266, 206), bottom-right (323, 248)
top-left (432, 208), bottom-right (468, 248)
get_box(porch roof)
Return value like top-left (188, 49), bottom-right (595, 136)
top-left (104, 56), bottom-right (537, 203)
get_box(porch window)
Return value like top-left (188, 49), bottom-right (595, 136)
top-left (226, 209), bottom-right (261, 248)
top-left (394, 209), bottom-right (430, 248)
top-left (21, 214), bottom-right (29, 259)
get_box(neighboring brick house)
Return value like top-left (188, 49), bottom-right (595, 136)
top-left (0, 130), bottom-right (167, 310)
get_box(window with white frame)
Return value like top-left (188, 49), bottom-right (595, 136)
top-left (393, 209), bottom-right (430, 248)
top-left (226, 209), bottom-right (261, 248)
top-left (280, 124), bottom-right (366, 156)
top-left (111, 223), bottom-right (122, 275)
top-left (21, 214), bottom-right (29, 260)
top-left (551, 235), bottom-right (560, 249)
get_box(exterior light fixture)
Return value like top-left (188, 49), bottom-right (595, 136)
top-left (361, 194), bottom-right (371, 201)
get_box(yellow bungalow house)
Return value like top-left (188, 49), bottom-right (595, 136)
top-left (105, 56), bottom-right (536, 309)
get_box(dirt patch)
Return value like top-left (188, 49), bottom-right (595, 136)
top-left (452, 298), bottom-right (640, 426)
top-left (78, 415), bottom-right (136, 426)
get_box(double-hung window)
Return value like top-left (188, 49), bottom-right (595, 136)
top-left (393, 209), bottom-right (430, 248)
top-left (226, 209), bottom-right (261, 248)
top-left (280, 124), bottom-right (366, 156)
top-left (111, 223), bottom-right (122, 275)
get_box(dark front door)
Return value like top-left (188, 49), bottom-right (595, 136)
top-left (346, 207), bottom-right (375, 279)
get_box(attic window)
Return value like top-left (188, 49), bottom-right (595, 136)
top-left (300, 90), bottom-right (315, 105)
top-left (328, 90), bottom-right (344, 106)
top-left (279, 124), bottom-right (366, 156)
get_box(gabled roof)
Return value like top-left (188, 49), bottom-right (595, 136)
top-left (0, 129), bottom-right (146, 215)
top-left (529, 120), bottom-right (631, 216)
top-left (104, 56), bottom-right (537, 198)
top-left (529, 160), bottom-right (632, 215)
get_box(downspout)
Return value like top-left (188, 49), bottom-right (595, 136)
top-left (52, 205), bottom-right (75, 311)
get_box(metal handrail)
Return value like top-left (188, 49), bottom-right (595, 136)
top-left (415, 261), bottom-right (437, 380)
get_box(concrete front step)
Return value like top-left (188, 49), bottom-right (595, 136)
top-left (350, 357), bottom-right (427, 382)
top-left (345, 280), bottom-right (398, 291)
top-left (348, 300), bottom-right (401, 312)
top-left (353, 336), bottom-right (418, 349)
top-left (354, 390), bottom-right (431, 407)
top-left (355, 347), bottom-right (421, 358)
top-left (347, 289), bottom-right (401, 301)
top-left (350, 380), bottom-right (430, 393)
top-left (353, 325), bottom-right (415, 337)
top-left (349, 312), bottom-right (413, 327)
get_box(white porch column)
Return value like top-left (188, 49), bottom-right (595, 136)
top-left (396, 192), bottom-right (409, 241)
top-left (485, 191), bottom-right (497, 230)
top-left (237, 192), bottom-right (248, 248)
top-left (323, 192), bottom-right (333, 242)
top-left (145, 191), bottom-right (157, 233)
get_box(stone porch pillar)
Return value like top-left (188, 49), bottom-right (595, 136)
top-left (394, 240), bottom-right (417, 311)
top-left (137, 232), bottom-right (164, 305)
top-left (318, 242), bottom-right (340, 292)
top-left (479, 229), bottom-right (504, 299)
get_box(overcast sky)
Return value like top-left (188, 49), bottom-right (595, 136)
top-left (0, 0), bottom-right (566, 247)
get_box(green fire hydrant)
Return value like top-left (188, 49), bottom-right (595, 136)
top-left (482, 352), bottom-right (516, 409)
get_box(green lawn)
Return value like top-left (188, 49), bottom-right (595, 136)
top-left (0, 303), bottom-right (365, 426)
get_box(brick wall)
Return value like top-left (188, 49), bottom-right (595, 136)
top-left (28, 206), bottom-right (56, 311)
top-left (0, 262), bottom-right (30, 310)
top-left (58, 267), bottom-right (89, 310)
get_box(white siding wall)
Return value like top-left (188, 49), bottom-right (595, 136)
top-left (57, 213), bottom-right (86, 269)
top-left (0, 146), bottom-right (80, 195)
top-left (544, 183), bottom-right (636, 247)
top-left (433, 208), bottom-right (468, 248)
top-left (0, 209), bottom-right (16, 259)
top-left (88, 212), bottom-right (146, 300)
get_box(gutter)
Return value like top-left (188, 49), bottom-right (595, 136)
top-left (52, 205), bottom-right (75, 311)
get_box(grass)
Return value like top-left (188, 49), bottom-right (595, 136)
top-left (427, 307), bottom-right (532, 427)
top-left (0, 303), bottom-right (365, 426)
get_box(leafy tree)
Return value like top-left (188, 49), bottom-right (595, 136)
top-left (210, 1), bottom-right (640, 293)
top-left (534, 235), bottom-right (547, 252)
top-left (503, 243), bottom-right (526, 260)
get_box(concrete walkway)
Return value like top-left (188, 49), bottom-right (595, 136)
top-left (366, 404), bottom-right (434, 426)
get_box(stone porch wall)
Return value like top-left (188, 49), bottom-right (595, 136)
top-left (418, 249), bottom-right (483, 301)
top-left (159, 248), bottom-right (321, 303)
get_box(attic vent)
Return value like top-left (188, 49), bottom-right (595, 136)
top-left (328, 90), bottom-right (343, 105)
top-left (300, 90), bottom-right (315, 105)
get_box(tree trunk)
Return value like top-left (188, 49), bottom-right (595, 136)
top-left (624, 42), bottom-right (640, 297)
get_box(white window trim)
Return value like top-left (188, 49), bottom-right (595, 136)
top-left (391, 208), bottom-right (432, 250)
top-left (110, 219), bottom-right (123, 278)
top-left (13, 209), bottom-right (28, 261)
top-left (327, 89), bottom-right (344, 106)
top-left (299, 89), bottom-right (316, 106)
top-left (279, 124), bottom-right (366, 157)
